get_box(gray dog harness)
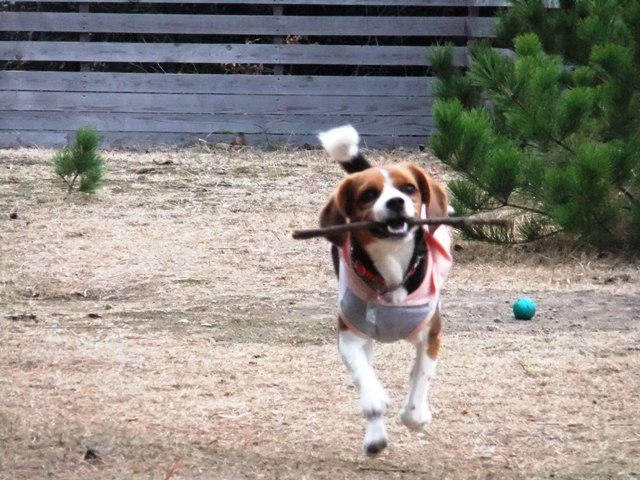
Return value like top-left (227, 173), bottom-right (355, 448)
top-left (338, 226), bottom-right (452, 343)
top-left (339, 287), bottom-right (437, 343)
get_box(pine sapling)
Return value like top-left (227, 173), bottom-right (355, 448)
top-left (54, 127), bottom-right (106, 195)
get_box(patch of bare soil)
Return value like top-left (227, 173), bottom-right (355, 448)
top-left (1, 146), bottom-right (639, 480)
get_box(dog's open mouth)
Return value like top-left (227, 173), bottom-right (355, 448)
top-left (371, 218), bottom-right (412, 239)
top-left (386, 218), bottom-right (409, 235)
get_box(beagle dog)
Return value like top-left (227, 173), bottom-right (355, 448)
top-left (317, 125), bottom-right (453, 455)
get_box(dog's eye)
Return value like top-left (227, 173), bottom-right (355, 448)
top-left (400, 184), bottom-right (417, 195)
top-left (359, 188), bottom-right (378, 204)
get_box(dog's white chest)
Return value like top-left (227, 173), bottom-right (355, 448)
top-left (365, 237), bottom-right (415, 292)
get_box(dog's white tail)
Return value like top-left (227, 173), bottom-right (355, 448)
top-left (318, 125), bottom-right (371, 173)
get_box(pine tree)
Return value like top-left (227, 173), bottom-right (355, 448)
top-left (428, 0), bottom-right (640, 249)
top-left (53, 127), bottom-right (106, 195)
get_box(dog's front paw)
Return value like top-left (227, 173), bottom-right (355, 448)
top-left (363, 416), bottom-right (388, 456)
top-left (399, 401), bottom-right (432, 431)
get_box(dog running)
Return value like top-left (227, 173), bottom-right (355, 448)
top-left (317, 125), bottom-right (453, 455)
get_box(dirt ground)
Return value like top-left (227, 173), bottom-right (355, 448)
top-left (1, 145), bottom-right (639, 480)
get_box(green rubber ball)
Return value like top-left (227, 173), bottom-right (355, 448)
top-left (513, 297), bottom-right (536, 320)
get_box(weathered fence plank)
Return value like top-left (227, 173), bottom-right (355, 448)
top-left (0, 111), bottom-right (434, 135)
top-left (0, 71), bottom-right (435, 95)
top-left (0, 42), bottom-right (470, 66)
top-left (4, 0), bottom-right (511, 6)
top-left (1, 91), bottom-right (433, 116)
top-left (0, 131), bottom-right (421, 149)
top-left (1, 13), bottom-right (497, 38)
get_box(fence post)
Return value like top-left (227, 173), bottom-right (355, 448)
top-left (466, 1), bottom-right (480, 68)
top-left (79, 2), bottom-right (90, 72)
top-left (273, 5), bottom-right (284, 75)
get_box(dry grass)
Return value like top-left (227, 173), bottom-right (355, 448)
top-left (1, 146), bottom-right (639, 480)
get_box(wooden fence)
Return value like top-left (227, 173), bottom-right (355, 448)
top-left (0, 0), bottom-right (506, 149)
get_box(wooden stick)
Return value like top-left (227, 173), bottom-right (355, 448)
top-left (292, 217), bottom-right (512, 240)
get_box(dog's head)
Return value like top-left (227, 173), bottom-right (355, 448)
top-left (320, 163), bottom-right (449, 246)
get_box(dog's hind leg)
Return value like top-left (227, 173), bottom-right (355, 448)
top-left (399, 307), bottom-right (441, 431)
top-left (338, 320), bottom-right (389, 455)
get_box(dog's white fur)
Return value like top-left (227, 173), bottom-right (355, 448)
top-left (369, 169), bottom-right (417, 304)
top-left (318, 124), bottom-right (360, 162)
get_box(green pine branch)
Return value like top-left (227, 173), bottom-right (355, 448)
top-left (428, 0), bottom-right (640, 249)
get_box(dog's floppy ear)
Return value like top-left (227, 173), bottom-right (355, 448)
top-left (402, 163), bottom-right (449, 219)
top-left (426, 178), bottom-right (450, 219)
top-left (319, 178), bottom-right (353, 246)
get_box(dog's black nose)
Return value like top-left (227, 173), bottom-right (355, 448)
top-left (386, 197), bottom-right (405, 213)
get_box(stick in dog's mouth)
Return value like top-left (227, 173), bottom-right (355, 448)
top-left (292, 216), bottom-right (513, 240)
